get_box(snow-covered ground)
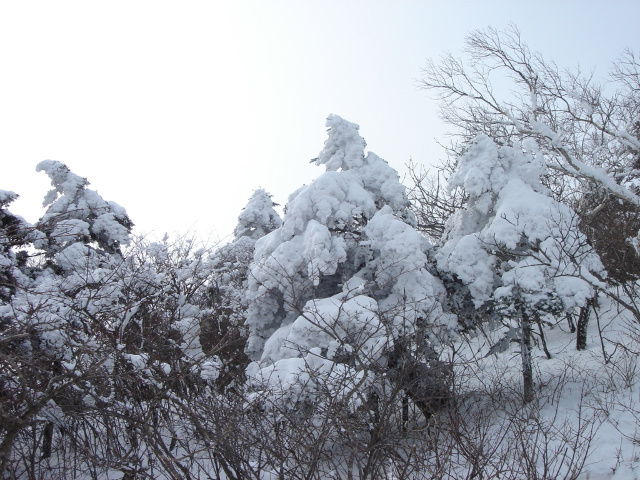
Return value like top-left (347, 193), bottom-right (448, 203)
top-left (447, 293), bottom-right (640, 480)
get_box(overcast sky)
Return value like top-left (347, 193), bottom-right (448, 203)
top-left (2, 1), bottom-right (639, 242)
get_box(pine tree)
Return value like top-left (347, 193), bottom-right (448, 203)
top-left (437, 134), bottom-right (605, 402)
top-left (245, 115), bottom-right (453, 419)
top-left (233, 188), bottom-right (282, 241)
top-left (34, 160), bottom-right (133, 263)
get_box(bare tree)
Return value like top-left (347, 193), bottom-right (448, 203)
top-left (421, 26), bottom-right (639, 199)
top-left (406, 158), bottom-right (466, 242)
top-left (421, 25), bottom-right (639, 219)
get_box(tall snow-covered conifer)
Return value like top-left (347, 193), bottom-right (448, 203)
top-left (245, 115), bottom-right (453, 414)
top-left (437, 134), bottom-right (605, 401)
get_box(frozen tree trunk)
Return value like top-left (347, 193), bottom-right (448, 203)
top-left (521, 308), bottom-right (534, 404)
top-left (565, 312), bottom-right (576, 333)
top-left (41, 422), bottom-right (54, 459)
top-left (576, 299), bottom-right (593, 351)
top-left (402, 394), bottom-right (409, 432)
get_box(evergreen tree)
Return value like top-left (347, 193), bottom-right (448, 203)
top-left (233, 188), bottom-right (282, 241)
top-left (245, 115), bottom-right (453, 418)
top-left (34, 160), bottom-right (133, 263)
top-left (437, 134), bottom-right (605, 401)
top-left (0, 191), bottom-right (32, 303)
top-left (203, 189), bottom-right (282, 388)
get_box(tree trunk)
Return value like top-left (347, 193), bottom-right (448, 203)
top-left (521, 309), bottom-right (534, 404)
top-left (565, 312), bottom-right (576, 333)
top-left (41, 422), bottom-right (54, 459)
top-left (402, 394), bottom-right (409, 432)
top-left (386, 341), bottom-right (451, 422)
top-left (576, 299), bottom-right (593, 351)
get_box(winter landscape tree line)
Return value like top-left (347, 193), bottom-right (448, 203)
top-left (1, 26), bottom-right (639, 479)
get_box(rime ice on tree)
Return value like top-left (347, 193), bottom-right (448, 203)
top-left (35, 160), bottom-right (133, 261)
top-left (233, 188), bottom-right (282, 241)
top-left (437, 134), bottom-right (605, 401)
top-left (245, 115), bottom-right (453, 411)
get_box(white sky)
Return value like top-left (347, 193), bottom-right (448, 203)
top-left (2, 1), bottom-right (639, 242)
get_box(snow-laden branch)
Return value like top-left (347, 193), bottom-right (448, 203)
top-left (526, 119), bottom-right (640, 206)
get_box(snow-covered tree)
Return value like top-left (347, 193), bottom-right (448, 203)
top-left (0, 191), bottom-right (38, 469)
top-left (245, 115), bottom-right (453, 419)
top-left (437, 134), bottom-right (605, 401)
top-left (16, 161), bottom-right (135, 367)
top-left (420, 26), bottom-right (640, 310)
top-left (34, 160), bottom-right (133, 263)
top-left (0, 164), bottom-right (228, 474)
top-left (201, 190), bottom-right (283, 388)
top-left (233, 188), bottom-right (282, 241)
top-left (0, 191), bottom-right (32, 303)
top-left (421, 27), bottom-right (640, 207)
top-left (0, 162), bottom-right (137, 471)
